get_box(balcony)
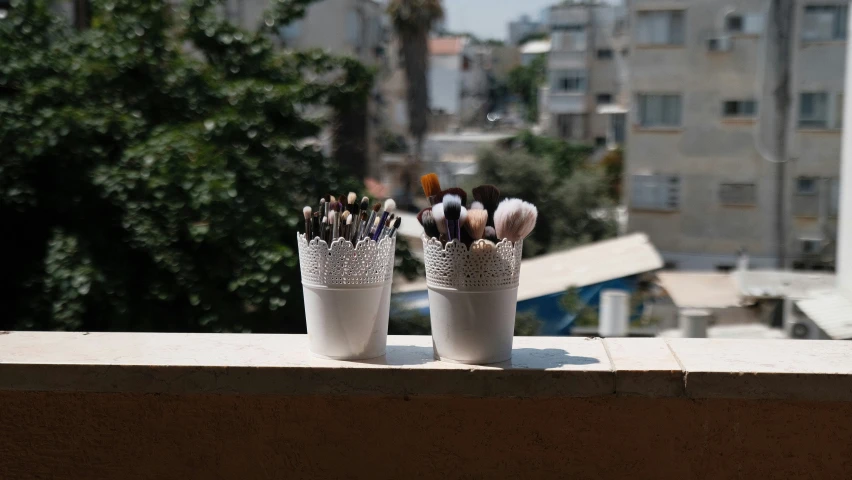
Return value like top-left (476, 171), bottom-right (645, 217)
top-left (547, 92), bottom-right (587, 114)
top-left (2, 332), bottom-right (852, 478)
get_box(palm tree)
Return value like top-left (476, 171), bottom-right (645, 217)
top-left (387, 0), bottom-right (443, 206)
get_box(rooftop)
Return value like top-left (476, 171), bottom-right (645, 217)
top-left (428, 37), bottom-right (466, 56)
top-left (657, 271), bottom-right (741, 309)
top-left (797, 290), bottom-right (852, 340)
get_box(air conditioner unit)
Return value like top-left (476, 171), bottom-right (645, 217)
top-left (784, 302), bottom-right (823, 340)
top-left (797, 237), bottom-right (823, 255)
top-left (707, 36), bottom-right (732, 52)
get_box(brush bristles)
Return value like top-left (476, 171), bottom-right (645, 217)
top-left (494, 198), bottom-right (538, 243)
top-left (383, 198), bottom-right (396, 213)
top-left (419, 209), bottom-right (440, 238)
top-left (346, 215), bottom-right (353, 225)
top-left (420, 173), bottom-right (441, 198)
top-left (372, 202), bottom-right (382, 212)
top-left (431, 203), bottom-right (448, 235)
top-left (392, 218), bottom-right (401, 229)
top-left (473, 185), bottom-right (500, 228)
top-left (459, 206), bottom-right (468, 225)
top-left (303, 206), bottom-right (312, 219)
top-left (328, 210), bottom-right (337, 223)
top-left (441, 188), bottom-right (467, 207)
top-left (442, 194), bottom-right (462, 221)
top-left (464, 209), bottom-right (488, 240)
top-left (484, 226), bottom-right (497, 242)
top-left (470, 201), bottom-right (484, 210)
top-left (341, 211), bottom-right (350, 221)
top-left (348, 192), bottom-right (357, 205)
top-left (360, 197), bottom-right (369, 210)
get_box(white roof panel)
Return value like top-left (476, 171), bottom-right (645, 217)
top-left (796, 290), bottom-right (852, 340)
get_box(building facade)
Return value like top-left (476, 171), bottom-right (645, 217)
top-left (428, 37), bottom-right (491, 130)
top-left (508, 14), bottom-right (547, 46)
top-left (625, 0), bottom-right (847, 270)
top-left (544, 1), bottom-right (628, 147)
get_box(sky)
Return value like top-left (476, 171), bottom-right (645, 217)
top-left (442, 0), bottom-right (557, 42)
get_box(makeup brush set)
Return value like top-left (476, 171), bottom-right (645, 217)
top-left (297, 192), bottom-right (399, 361)
top-left (418, 173), bottom-right (538, 365)
top-left (417, 173), bottom-right (537, 250)
top-left (303, 192), bottom-right (401, 245)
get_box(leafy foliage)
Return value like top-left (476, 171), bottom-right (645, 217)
top-left (474, 132), bottom-right (617, 257)
top-left (507, 54), bottom-right (546, 123)
top-left (0, 0), bottom-right (418, 332)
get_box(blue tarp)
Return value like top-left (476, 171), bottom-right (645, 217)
top-left (391, 275), bottom-right (644, 336)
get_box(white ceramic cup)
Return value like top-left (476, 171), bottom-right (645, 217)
top-left (302, 281), bottom-right (392, 360)
top-left (427, 285), bottom-right (519, 364)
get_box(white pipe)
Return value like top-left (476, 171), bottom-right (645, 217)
top-left (838, 5), bottom-right (852, 289)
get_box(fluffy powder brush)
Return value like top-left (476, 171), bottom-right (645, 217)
top-left (493, 198), bottom-right (538, 243)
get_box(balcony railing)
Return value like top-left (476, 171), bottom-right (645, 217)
top-left (1, 332), bottom-right (851, 478)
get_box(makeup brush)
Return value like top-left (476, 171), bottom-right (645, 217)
top-left (321, 217), bottom-right (329, 243)
top-left (470, 201), bottom-right (484, 210)
top-left (494, 198), bottom-right (538, 243)
top-left (345, 214), bottom-right (353, 240)
top-left (303, 206), bottom-right (312, 240)
top-left (472, 185), bottom-right (500, 228)
top-left (319, 198), bottom-right (326, 220)
top-left (464, 209), bottom-right (488, 240)
top-left (362, 202), bottom-right (381, 239)
top-left (311, 212), bottom-right (320, 241)
top-left (431, 203), bottom-right (447, 237)
top-left (340, 211), bottom-right (350, 240)
top-left (442, 194), bottom-right (462, 242)
top-left (418, 208), bottom-right (441, 239)
top-left (329, 211), bottom-right (338, 241)
top-left (353, 198), bottom-right (369, 243)
top-left (347, 192), bottom-right (357, 215)
top-left (387, 217), bottom-right (402, 238)
top-left (441, 188), bottom-right (468, 207)
top-left (372, 198), bottom-right (396, 240)
top-left (421, 173), bottom-right (442, 205)
top-left (484, 226), bottom-right (498, 242)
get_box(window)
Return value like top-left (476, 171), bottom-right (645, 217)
top-left (725, 13), bottom-right (765, 34)
top-left (636, 10), bottom-right (685, 45)
top-left (346, 10), bottom-right (362, 45)
top-left (722, 100), bottom-right (758, 118)
top-left (802, 5), bottom-right (848, 41)
top-left (552, 27), bottom-right (587, 51)
top-left (837, 93), bottom-right (844, 128)
top-left (799, 92), bottom-right (829, 128)
top-left (631, 175), bottom-right (680, 210)
top-left (596, 48), bottom-right (613, 59)
top-left (595, 136), bottom-right (607, 147)
top-left (637, 94), bottom-right (682, 127)
top-left (551, 70), bottom-right (587, 92)
top-left (796, 177), bottom-right (818, 195)
top-left (596, 93), bottom-right (613, 105)
top-left (556, 114), bottom-right (585, 141)
top-left (719, 183), bottom-right (757, 206)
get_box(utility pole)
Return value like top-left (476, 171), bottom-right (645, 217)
top-left (769, 0), bottom-right (794, 269)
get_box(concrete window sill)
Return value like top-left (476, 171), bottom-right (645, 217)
top-left (1, 332), bottom-right (851, 402)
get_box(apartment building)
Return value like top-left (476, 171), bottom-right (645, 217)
top-left (625, 0), bottom-right (847, 270)
top-left (428, 37), bottom-right (492, 130)
top-left (544, 1), bottom-right (628, 147)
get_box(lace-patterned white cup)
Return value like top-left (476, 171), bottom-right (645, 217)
top-left (422, 235), bottom-right (524, 364)
top-left (297, 234), bottom-right (396, 360)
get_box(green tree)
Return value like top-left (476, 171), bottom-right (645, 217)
top-left (0, 0), bottom-right (418, 332)
top-left (474, 132), bottom-right (617, 257)
top-left (507, 54), bottom-right (546, 123)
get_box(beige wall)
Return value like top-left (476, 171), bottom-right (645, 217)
top-left (626, 0), bottom-right (846, 269)
top-left (3, 391), bottom-right (852, 479)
